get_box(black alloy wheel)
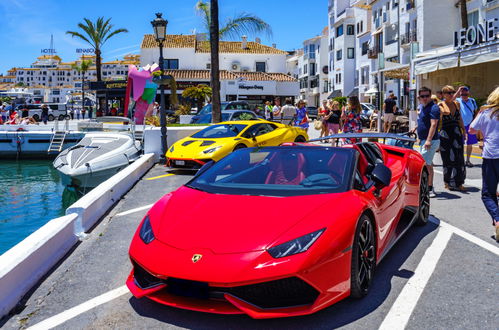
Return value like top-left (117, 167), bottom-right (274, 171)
top-left (351, 215), bottom-right (376, 298)
top-left (233, 144), bottom-right (246, 151)
top-left (415, 170), bottom-right (430, 226)
top-left (294, 135), bottom-right (306, 143)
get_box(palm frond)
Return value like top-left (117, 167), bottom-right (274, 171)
top-left (219, 13), bottom-right (273, 40)
top-left (195, 0), bottom-right (211, 34)
top-left (103, 28), bottom-right (129, 44)
top-left (66, 31), bottom-right (93, 47)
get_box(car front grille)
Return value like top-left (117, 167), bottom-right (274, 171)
top-left (133, 262), bottom-right (165, 289)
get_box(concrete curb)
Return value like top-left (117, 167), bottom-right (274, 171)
top-left (0, 213), bottom-right (79, 318)
top-left (67, 153), bottom-right (155, 234)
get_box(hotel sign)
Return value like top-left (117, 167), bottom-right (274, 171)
top-left (454, 19), bottom-right (497, 48)
top-left (76, 48), bottom-right (95, 54)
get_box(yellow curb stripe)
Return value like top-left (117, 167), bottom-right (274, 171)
top-left (414, 145), bottom-right (483, 160)
top-left (145, 173), bottom-right (175, 181)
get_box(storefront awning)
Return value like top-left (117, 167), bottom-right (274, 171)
top-left (460, 51), bottom-right (499, 67)
top-left (328, 90), bottom-right (343, 99)
top-left (380, 64), bottom-right (410, 80)
top-left (437, 55), bottom-right (459, 70)
top-left (364, 87), bottom-right (378, 95)
top-left (347, 87), bottom-right (359, 97)
top-left (414, 61), bottom-right (439, 75)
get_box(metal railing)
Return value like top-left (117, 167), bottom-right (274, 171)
top-left (368, 46), bottom-right (381, 59)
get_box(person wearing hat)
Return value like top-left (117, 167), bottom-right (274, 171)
top-left (41, 104), bottom-right (49, 125)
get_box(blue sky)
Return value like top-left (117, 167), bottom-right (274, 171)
top-left (0, 0), bottom-right (327, 74)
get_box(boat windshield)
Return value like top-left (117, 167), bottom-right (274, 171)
top-left (186, 147), bottom-right (355, 197)
top-left (191, 124), bottom-right (247, 139)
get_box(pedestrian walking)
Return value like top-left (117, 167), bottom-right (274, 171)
top-left (40, 104), bottom-right (49, 125)
top-left (294, 100), bottom-right (309, 132)
top-left (439, 85), bottom-right (466, 191)
top-left (280, 98), bottom-right (296, 125)
top-left (326, 100), bottom-right (342, 136)
top-left (75, 107), bottom-right (81, 120)
top-left (272, 97), bottom-right (281, 122)
top-left (81, 107), bottom-right (86, 120)
top-left (454, 85), bottom-right (478, 167)
top-left (318, 100), bottom-right (328, 138)
top-left (383, 93), bottom-right (396, 133)
top-left (469, 86), bottom-right (499, 241)
top-left (412, 87), bottom-right (440, 198)
top-left (341, 96), bottom-right (363, 143)
top-left (21, 103), bottom-right (29, 118)
top-left (264, 101), bottom-right (273, 121)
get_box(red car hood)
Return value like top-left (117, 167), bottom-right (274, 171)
top-left (152, 186), bottom-right (341, 254)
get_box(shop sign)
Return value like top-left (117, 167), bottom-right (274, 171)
top-left (76, 48), bottom-right (95, 54)
top-left (89, 80), bottom-right (127, 90)
top-left (176, 81), bottom-right (209, 90)
top-left (454, 19), bottom-right (497, 48)
top-left (239, 84), bottom-right (264, 91)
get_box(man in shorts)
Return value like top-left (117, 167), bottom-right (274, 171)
top-left (383, 93), bottom-right (396, 132)
top-left (412, 87), bottom-right (440, 197)
top-left (455, 85), bottom-right (478, 167)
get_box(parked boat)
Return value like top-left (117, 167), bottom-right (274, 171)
top-left (53, 117), bottom-right (142, 188)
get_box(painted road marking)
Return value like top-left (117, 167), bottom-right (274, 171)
top-left (429, 217), bottom-right (499, 256)
top-left (379, 226), bottom-right (453, 330)
top-left (114, 204), bottom-right (153, 217)
top-left (27, 286), bottom-right (129, 330)
top-left (145, 173), bottom-right (174, 181)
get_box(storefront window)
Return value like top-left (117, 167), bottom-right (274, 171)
top-left (165, 59), bottom-right (179, 69)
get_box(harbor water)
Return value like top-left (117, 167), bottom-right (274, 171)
top-left (0, 160), bottom-right (79, 255)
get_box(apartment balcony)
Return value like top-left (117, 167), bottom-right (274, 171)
top-left (368, 46), bottom-right (380, 59)
top-left (401, 30), bottom-right (417, 46)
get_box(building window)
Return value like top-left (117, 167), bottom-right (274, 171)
top-left (347, 25), bottom-right (355, 35)
top-left (165, 59), bottom-right (179, 69)
top-left (385, 23), bottom-right (398, 45)
top-left (336, 49), bottom-right (342, 60)
top-left (347, 48), bottom-right (355, 59)
top-left (467, 10), bottom-right (479, 27)
top-left (361, 66), bottom-right (369, 85)
top-left (361, 41), bottom-right (369, 55)
top-left (309, 44), bottom-right (316, 59)
top-left (256, 61), bottom-right (266, 72)
top-left (310, 63), bottom-right (316, 76)
top-left (206, 63), bottom-right (211, 69)
top-left (303, 64), bottom-right (307, 74)
top-left (336, 25), bottom-right (344, 37)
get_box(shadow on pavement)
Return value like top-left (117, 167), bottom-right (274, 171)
top-left (128, 222), bottom-right (439, 329)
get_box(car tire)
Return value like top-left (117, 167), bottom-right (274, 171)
top-left (233, 144), bottom-right (246, 151)
top-left (58, 115), bottom-right (65, 121)
top-left (294, 135), bottom-right (306, 143)
top-left (32, 114), bottom-right (40, 122)
top-left (415, 170), bottom-right (430, 226)
top-left (350, 214), bottom-right (376, 298)
top-left (65, 115), bottom-right (71, 120)
top-left (48, 114), bottom-right (55, 121)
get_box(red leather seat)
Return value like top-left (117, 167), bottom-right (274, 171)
top-left (265, 153), bottom-right (306, 185)
top-left (342, 144), bottom-right (370, 182)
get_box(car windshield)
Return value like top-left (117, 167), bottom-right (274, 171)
top-left (187, 147), bottom-right (355, 196)
top-left (191, 124), bottom-right (247, 139)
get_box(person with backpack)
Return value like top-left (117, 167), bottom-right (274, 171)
top-left (454, 85), bottom-right (478, 167)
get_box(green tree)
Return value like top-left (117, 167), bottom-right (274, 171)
top-left (182, 84), bottom-right (212, 112)
top-left (195, 0), bottom-right (272, 40)
top-left (72, 60), bottom-right (93, 113)
top-left (66, 17), bottom-right (128, 81)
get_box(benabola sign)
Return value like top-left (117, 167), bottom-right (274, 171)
top-left (454, 19), bottom-right (497, 48)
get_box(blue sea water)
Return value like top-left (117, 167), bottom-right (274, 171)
top-left (0, 160), bottom-right (76, 255)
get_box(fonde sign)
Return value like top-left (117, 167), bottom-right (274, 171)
top-left (454, 19), bottom-right (497, 48)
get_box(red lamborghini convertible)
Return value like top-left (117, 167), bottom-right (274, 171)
top-left (127, 136), bottom-right (429, 319)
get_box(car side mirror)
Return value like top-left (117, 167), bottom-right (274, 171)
top-left (251, 132), bottom-right (257, 141)
top-left (371, 163), bottom-right (392, 190)
top-left (195, 160), bottom-right (215, 177)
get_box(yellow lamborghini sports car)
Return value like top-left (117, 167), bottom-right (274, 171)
top-left (166, 120), bottom-right (308, 169)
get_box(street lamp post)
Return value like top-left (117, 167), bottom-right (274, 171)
top-left (151, 13), bottom-right (168, 164)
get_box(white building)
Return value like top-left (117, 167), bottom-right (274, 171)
top-left (140, 34), bottom-right (298, 108)
top-left (295, 29), bottom-right (329, 107)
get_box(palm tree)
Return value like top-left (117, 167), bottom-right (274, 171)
top-left (182, 84), bottom-right (212, 112)
top-left (72, 60), bottom-right (92, 114)
top-left (209, 0), bottom-right (221, 123)
top-left (195, 0), bottom-right (272, 40)
top-left (67, 17), bottom-right (128, 81)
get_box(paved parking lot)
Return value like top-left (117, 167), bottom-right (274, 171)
top-left (1, 142), bottom-right (498, 329)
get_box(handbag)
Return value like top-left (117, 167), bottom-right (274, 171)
top-left (313, 119), bottom-right (322, 130)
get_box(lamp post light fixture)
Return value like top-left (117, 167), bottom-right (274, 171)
top-left (151, 12), bottom-right (168, 164)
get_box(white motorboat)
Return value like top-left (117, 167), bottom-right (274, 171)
top-left (53, 117), bottom-right (142, 188)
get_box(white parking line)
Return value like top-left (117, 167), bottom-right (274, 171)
top-left (114, 204), bottom-right (153, 217)
top-left (379, 226), bottom-right (453, 330)
top-left (27, 286), bottom-right (129, 330)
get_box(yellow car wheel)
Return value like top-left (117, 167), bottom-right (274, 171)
top-left (294, 135), bottom-right (307, 142)
top-left (233, 144), bottom-right (247, 151)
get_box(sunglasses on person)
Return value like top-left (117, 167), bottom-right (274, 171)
top-left (444, 91), bottom-right (455, 95)
top-left (418, 94), bottom-right (431, 98)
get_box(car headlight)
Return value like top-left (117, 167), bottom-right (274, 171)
top-left (169, 145), bottom-right (174, 153)
top-left (267, 229), bottom-right (325, 258)
top-left (139, 215), bottom-right (155, 244)
top-left (203, 146), bottom-right (222, 154)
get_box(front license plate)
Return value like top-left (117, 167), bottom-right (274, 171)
top-left (175, 160), bottom-right (185, 166)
